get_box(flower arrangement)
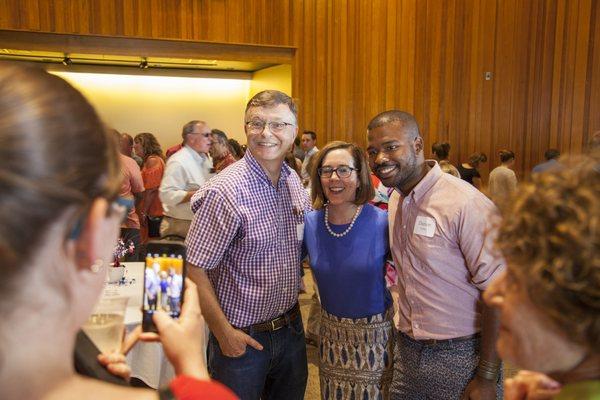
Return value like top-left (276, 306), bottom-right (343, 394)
top-left (113, 239), bottom-right (135, 268)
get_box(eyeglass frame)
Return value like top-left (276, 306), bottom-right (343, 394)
top-left (187, 132), bottom-right (211, 138)
top-left (245, 120), bottom-right (296, 134)
top-left (68, 196), bottom-right (134, 239)
top-left (317, 165), bottom-right (360, 179)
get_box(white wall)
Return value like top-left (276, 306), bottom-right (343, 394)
top-left (52, 71), bottom-right (251, 149)
top-left (52, 65), bottom-right (292, 150)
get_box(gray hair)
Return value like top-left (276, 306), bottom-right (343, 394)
top-left (181, 120), bottom-right (207, 139)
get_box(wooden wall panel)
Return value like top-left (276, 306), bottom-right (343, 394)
top-left (291, 0), bottom-right (598, 180)
top-left (0, 0), bottom-right (597, 179)
top-left (0, 0), bottom-right (293, 45)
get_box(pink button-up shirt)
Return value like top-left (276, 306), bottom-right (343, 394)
top-left (388, 161), bottom-right (504, 340)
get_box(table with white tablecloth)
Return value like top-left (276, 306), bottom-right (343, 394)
top-left (99, 262), bottom-right (207, 389)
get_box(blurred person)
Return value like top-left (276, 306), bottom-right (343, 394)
top-left (440, 161), bottom-right (461, 177)
top-left (588, 130), bottom-right (600, 151)
top-left (185, 90), bottom-right (311, 400)
top-left (485, 151), bottom-right (600, 399)
top-left (532, 148), bottom-right (560, 174)
top-left (113, 129), bottom-right (144, 261)
top-left (488, 149), bottom-right (518, 206)
top-left (304, 141), bottom-right (393, 399)
top-left (159, 270), bottom-right (169, 310)
top-left (284, 139), bottom-right (303, 178)
top-left (210, 129), bottom-right (237, 173)
top-left (458, 152), bottom-right (488, 189)
top-left (145, 266), bottom-right (159, 311)
top-left (0, 63), bottom-right (235, 400)
top-left (159, 120), bottom-right (213, 239)
top-left (166, 141), bottom-right (184, 159)
top-left (293, 136), bottom-right (305, 161)
top-left (367, 110), bottom-right (504, 400)
top-left (284, 149), bottom-right (302, 178)
top-left (301, 130), bottom-right (318, 186)
top-left (133, 132), bottom-right (165, 242)
top-left (228, 138), bottom-right (244, 160)
top-left (432, 141), bottom-right (461, 178)
top-left (167, 268), bottom-right (183, 316)
top-left (120, 132), bottom-right (143, 167)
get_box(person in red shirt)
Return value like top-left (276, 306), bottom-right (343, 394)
top-left (210, 129), bottom-right (237, 173)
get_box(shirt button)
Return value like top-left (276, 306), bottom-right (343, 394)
top-left (414, 323), bottom-right (420, 329)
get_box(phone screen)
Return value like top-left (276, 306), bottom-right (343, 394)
top-left (142, 240), bottom-right (186, 332)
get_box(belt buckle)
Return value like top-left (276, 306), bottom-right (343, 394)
top-left (271, 318), bottom-right (284, 331)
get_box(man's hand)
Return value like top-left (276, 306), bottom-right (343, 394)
top-left (216, 326), bottom-right (264, 358)
top-left (462, 375), bottom-right (498, 400)
top-left (505, 370), bottom-right (561, 400)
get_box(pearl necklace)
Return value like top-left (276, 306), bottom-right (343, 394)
top-left (324, 204), bottom-right (363, 238)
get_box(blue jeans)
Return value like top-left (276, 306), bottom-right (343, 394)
top-left (208, 316), bottom-right (308, 400)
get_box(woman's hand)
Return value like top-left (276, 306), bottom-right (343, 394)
top-left (505, 370), bottom-right (561, 400)
top-left (97, 352), bottom-right (131, 381)
top-left (96, 325), bottom-right (142, 381)
top-left (139, 279), bottom-right (209, 380)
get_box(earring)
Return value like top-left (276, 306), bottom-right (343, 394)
top-left (90, 259), bottom-right (104, 274)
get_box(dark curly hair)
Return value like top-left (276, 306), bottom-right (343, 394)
top-left (497, 151), bottom-right (600, 350)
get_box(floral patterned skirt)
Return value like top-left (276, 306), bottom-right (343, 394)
top-left (319, 308), bottom-right (394, 400)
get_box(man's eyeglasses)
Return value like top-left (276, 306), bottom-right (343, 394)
top-left (188, 132), bottom-right (211, 138)
top-left (317, 165), bottom-right (359, 179)
top-left (245, 120), bottom-right (295, 134)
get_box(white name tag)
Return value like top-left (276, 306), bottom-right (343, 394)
top-left (296, 223), bottom-right (305, 241)
top-left (413, 216), bottom-right (435, 238)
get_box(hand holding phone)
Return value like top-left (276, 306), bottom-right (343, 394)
top-left (140, 279), bottom-right (209, 380)
top-left (143, 240), bottom-right (186, 333)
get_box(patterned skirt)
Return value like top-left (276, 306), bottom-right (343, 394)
top-left (319, 308), bottom-right (394, 400)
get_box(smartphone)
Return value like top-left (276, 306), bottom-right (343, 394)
top-left (142, 239), bottom-right (186, 333)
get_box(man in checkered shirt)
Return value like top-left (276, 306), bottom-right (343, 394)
top-left (186, 90), bottom-right (311, 400)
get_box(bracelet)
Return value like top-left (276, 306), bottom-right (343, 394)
top-left (476, 359), bottom-right (501, 381)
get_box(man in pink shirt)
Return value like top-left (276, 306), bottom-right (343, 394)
top-left (115, 130), bottom-right (145, 260)
top-left (367, 110), bottom-right (505, 400)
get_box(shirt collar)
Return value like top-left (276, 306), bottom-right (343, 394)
top-left (183, 145), bottom-right (208, 162)
top-left (244, 149), bottom-right (291, 188)
top-left (395, 160), bottom-right (442, 202)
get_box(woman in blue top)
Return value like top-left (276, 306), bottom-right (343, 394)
top-left (304, 141), bottom-right (393, 400)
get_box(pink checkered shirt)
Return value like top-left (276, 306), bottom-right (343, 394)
top-left (185, 150), bottom-right (311, 327)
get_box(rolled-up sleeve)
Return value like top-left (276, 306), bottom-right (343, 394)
top-left (458, 194), bottom-right (505, 291)
top-left (159, 161), bottom-right (188, 207)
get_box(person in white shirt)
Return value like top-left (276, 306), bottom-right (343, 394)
top-left (300, 130), bottom-right (318, 186)
top-left (159, 120), bottom-right (214, 238)
top-left (167, 268), bottom-right (183, 315)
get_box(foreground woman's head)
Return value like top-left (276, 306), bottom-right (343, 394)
top-left (0, 63), bottom-right (121, 320)
top-left (485, 152), bottom-right (599, 378)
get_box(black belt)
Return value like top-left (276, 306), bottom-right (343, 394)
top-left (240, 303), bottom-right (300, 333)
top-left (403, 331), bottom-right (480, 347)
